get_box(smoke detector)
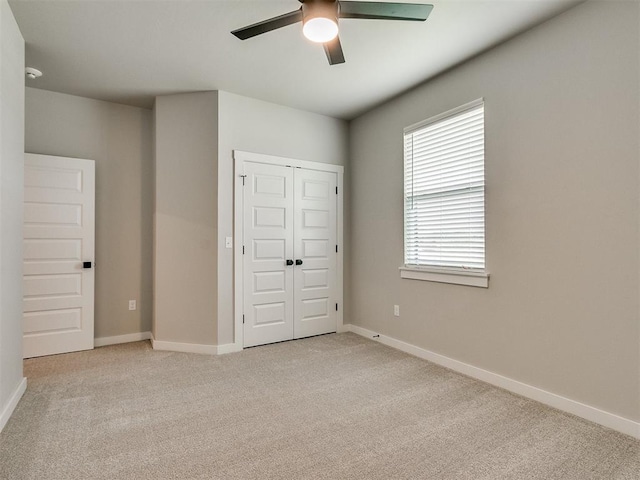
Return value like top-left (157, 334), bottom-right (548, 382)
top-left (25, 67), bottom-right (43, 80)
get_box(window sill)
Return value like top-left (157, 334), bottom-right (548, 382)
top-left (399, 266), bottom-right (489, 288)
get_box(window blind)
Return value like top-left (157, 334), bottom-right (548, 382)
top-left (404, 101), bottom-right (485, 270)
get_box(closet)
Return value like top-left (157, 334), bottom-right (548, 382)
top-left (235, 152), bottom-right (343, 348)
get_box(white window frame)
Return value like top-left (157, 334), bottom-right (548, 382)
top-left (400, 99), bottom-right (489, 288)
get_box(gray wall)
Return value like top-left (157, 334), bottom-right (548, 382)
top-left (0, 0), bottom-right (24, 424)
top-left (216, 91), bottom-right (349, 345)
top-left (154, 92), bottom-right (218, 345)
top-left (349, 0), bottom-right (639, 421)
top-left (25, 88), bottom-right (153, 339)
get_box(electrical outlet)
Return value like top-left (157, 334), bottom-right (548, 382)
top-left (393, 305), bottom-right (400, 317)
top-left (129, 300), bottom-right (136, 311)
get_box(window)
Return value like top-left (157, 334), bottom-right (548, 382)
top-left (401, 99), bottom-right (488, 287)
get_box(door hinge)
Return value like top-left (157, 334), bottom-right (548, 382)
top-left (336, 303), bottom-right (338, 311)
top-left (336, 245), bottom-right (338, 253)
top-left (243, 314), bottom-right (245, 324)
top-left (335, 186), bottom-right (338, 195)
top-left (240, 174), bottom-right (247, 186)
top-left (242, 245), bottom-right (245, 255)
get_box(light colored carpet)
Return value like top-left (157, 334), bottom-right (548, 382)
top-left (1, 333), bottom-right (638, 479)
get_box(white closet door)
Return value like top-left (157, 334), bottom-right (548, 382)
top-left (242, 162), bottom-right (295, 347)
top-left (23, 154), bottom-right (95, 358)
top-left (293, 169), bottom-right (337, 339)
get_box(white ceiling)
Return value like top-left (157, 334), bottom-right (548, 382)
top-left (9, 0), bottom-right (582, 119)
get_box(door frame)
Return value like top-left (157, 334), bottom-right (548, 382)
top-left (233, 150), bottom-right (345, 350)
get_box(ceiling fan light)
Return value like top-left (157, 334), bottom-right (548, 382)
top-left (303, 17), bottom-right (338, 43)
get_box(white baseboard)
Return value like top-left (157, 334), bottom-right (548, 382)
top-left (345, 324), bottom-right (640, 439)
top-left (94, 331), bottom-right (152, 347)
top-left (150, 333), bottom-right (243, 355)
top-left (337, 324), bottom-right (350, 333)
top-left (216, 343), bottom-right (243, 355)
top-left (150, 336), bottom-right (215, 355)
top-left (0, 377), bottom-right (27, 433)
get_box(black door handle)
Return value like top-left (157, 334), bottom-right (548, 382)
top-left (286, 259), bottom-right (294, 266)
top-left (83, 261), bottom-right (92, 269)
top-left (295, 259), bottom-right (303, 266)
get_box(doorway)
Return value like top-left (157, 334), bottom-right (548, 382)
top-left (234, 151), bottom-right (344, 348)
top-left (23, 153), bottom-right (95, 358)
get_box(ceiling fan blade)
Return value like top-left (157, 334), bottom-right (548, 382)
top-left (339, 1), bottom-right (433, 21)
top-left (231, 9), bottom-right (303, 40)
top-left (323, 35), bottom-right (345, 65)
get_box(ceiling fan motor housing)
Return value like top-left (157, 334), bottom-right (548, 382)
top-left (302, 0), bottom-right (340, 26)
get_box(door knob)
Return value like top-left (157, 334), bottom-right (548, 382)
top-left (295, 259), bottom-right (303, 266)
top-left (286, 259), bottom-right (294, 266)
top-left (83, 261), bottom-right (92, 269)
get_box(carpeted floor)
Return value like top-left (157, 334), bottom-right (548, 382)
top-left (1, 333), bottom-right (638, 479)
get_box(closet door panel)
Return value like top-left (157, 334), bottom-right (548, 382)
top-left (293, 169), bottom-right (338, 339)
top-left (243, 162), bottom-right (295, 347)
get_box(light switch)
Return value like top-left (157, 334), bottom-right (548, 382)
top-left (225, 236), bottom-right (233, 249)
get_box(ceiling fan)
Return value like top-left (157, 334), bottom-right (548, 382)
top-left (231, 0), bottom-right (433, 65)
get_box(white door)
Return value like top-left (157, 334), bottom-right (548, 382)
top-left (23, 153), bottom-right (95, 358)
top-left (242, 161), bottom-right (338, 348)
top-left (242, 161), bottom-right (295, 348)
top-left (293, 169), bottom-right (337, 339)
